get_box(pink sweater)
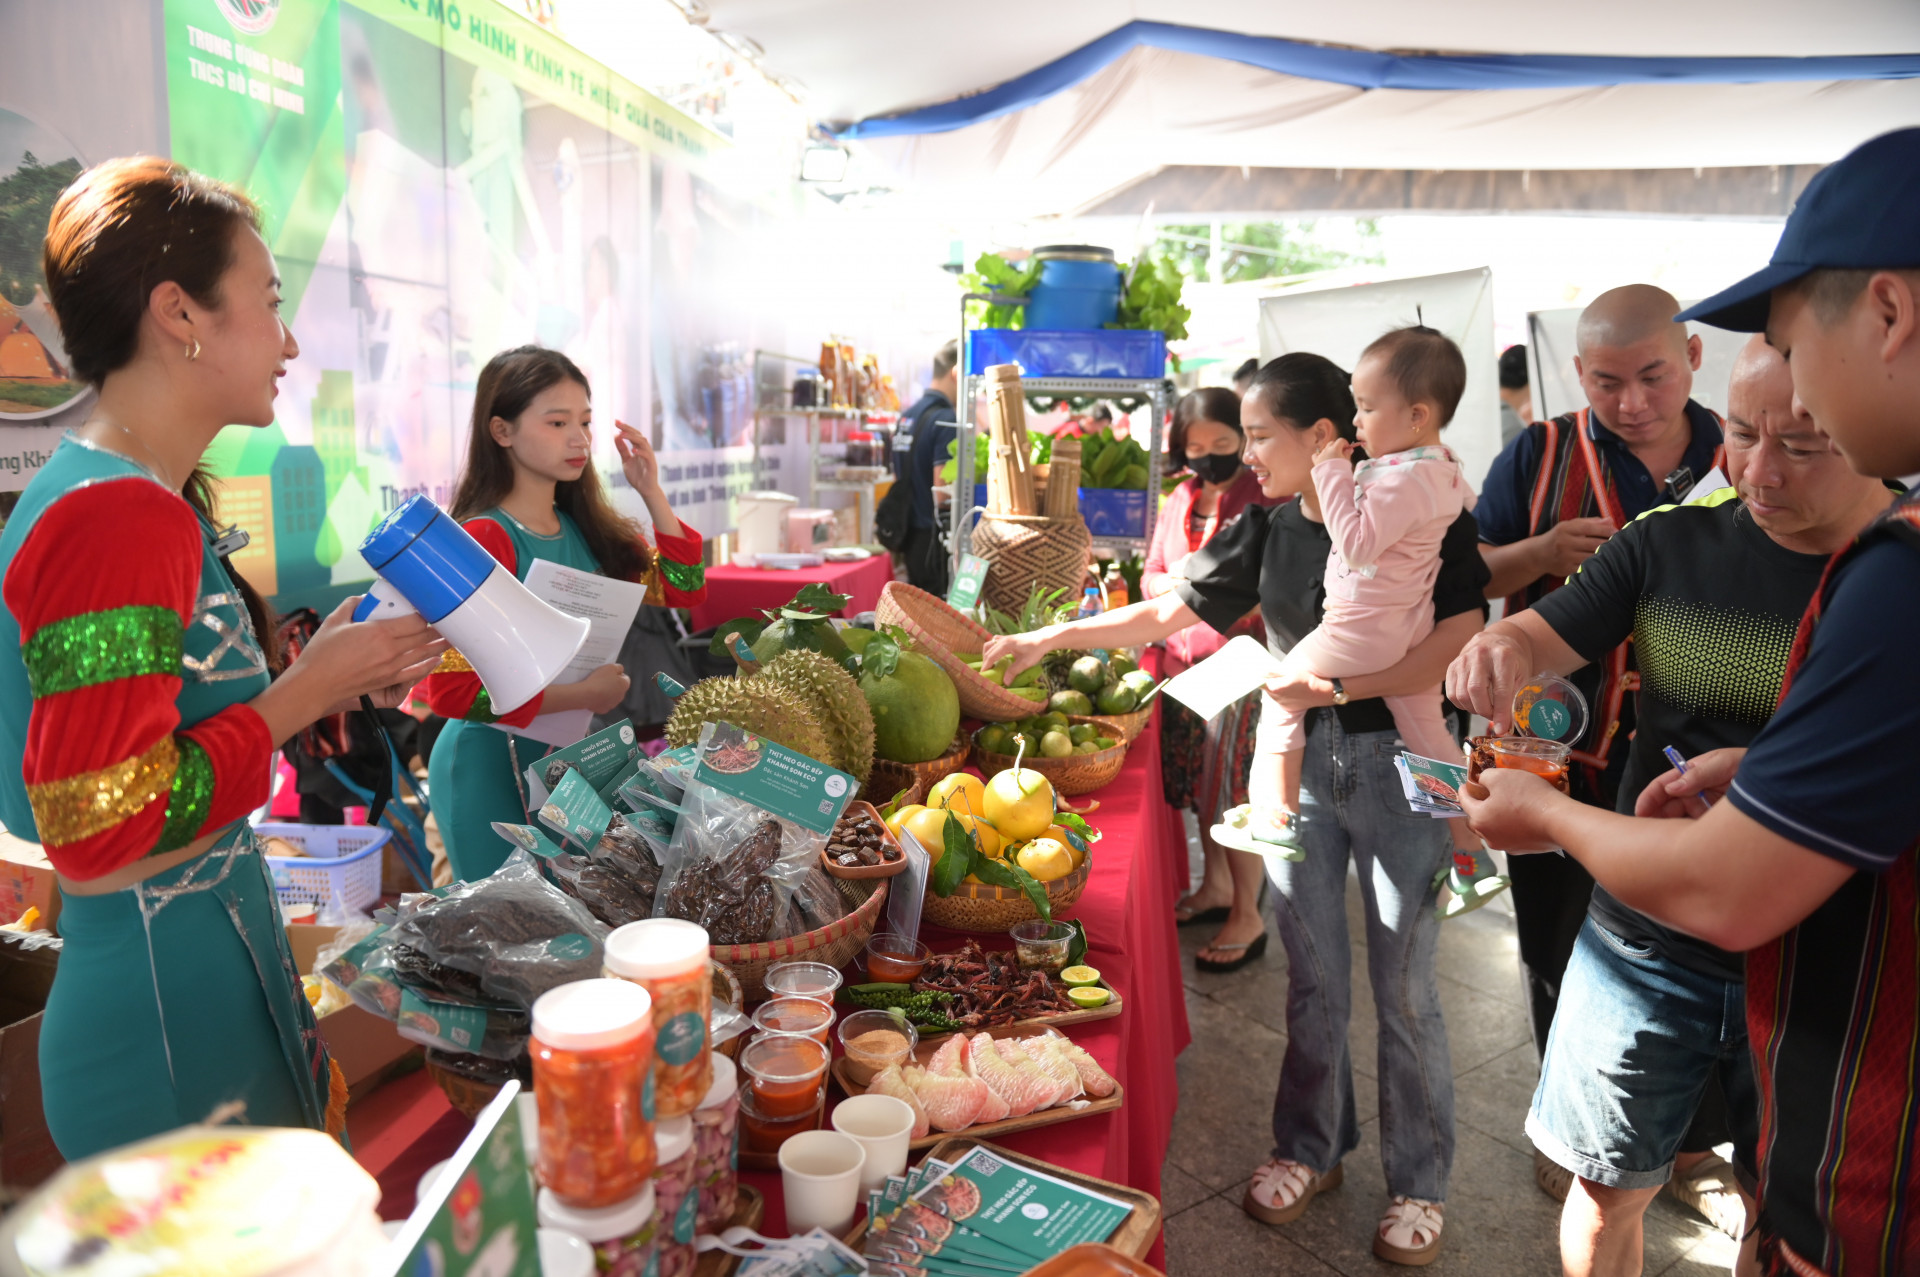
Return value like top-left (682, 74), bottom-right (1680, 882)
top-left (1312, 445), bottom-right (1473, 611)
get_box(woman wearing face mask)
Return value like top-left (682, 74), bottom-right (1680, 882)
top-left (423, 345), bottom-right (706, 881)
top-left (0, 159), bottom-right (448, 1157)
top-left (986, 355), bottom-right (1486, 1263)
top-left (1142, 389), bottom-right (1276, 971)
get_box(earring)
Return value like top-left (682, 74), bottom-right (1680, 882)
top-left (185, 338), bottom-right (201, 362)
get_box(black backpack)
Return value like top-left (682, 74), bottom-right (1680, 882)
top-left (874, 478), bottom-right (910, 551)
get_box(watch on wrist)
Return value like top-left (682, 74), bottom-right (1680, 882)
top-left (1329, 678), bottom-right (1349, 706)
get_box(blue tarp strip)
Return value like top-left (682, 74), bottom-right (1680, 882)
top-left (835, 21), bottom-right (1920, 139)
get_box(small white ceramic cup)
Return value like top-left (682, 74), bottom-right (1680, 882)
top-left (778, 1129), bottom-right (867, 1235)
top-left (830, 1094), bottom-right (916, 1194)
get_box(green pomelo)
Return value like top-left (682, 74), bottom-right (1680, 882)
top-left (860, 649), bottom-right (961, 763)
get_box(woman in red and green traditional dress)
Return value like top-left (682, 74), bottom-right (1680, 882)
top-left (424, 346), bottom-right (705, 880)
top-left (0, 159), bottom-right (446, 1159)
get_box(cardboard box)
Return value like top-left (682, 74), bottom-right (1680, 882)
top-left (0, 930), bottom-right (63, 1189)
top-left (285, 924), bottom-right (420, 1091)
top-left (0, 832), bottom-right (60, 933)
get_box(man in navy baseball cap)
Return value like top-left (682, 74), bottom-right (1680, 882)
top-left (1459, 125), bottom-right (1920, 1277)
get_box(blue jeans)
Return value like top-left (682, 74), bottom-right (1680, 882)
top-left (1527, 916), bottom-right (1757, 1191)
top-left (1263, 713), bottom-right (1457, 1201)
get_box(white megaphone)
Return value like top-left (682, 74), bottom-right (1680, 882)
top-left (353, 495), bottom-right (589, 715)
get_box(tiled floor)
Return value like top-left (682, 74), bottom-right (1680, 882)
top-left (1161, 816), bottom-right (1737, 1276)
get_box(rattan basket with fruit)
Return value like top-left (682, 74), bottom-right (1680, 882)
top-left (970, 717), bottom-right (1128, 797)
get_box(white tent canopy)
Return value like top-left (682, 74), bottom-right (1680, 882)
top-left (680, 1), bottom-right (1920, 217)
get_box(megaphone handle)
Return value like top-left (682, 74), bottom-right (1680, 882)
top-left (358, 695), bottom-right (395, 826)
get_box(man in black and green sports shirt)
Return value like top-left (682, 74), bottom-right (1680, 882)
top-left (1446, 335), bottom-right (1893, 1277)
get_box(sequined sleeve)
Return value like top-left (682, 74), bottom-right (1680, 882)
top-left (1, 480), bottom-right (273, 879)
top-left (418, 517), bottom-right (544, 729)
top-left (645, 521), bottom-right (705, 607)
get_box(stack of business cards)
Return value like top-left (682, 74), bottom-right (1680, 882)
top-left (1394, 753), bottom-right (1471, 819)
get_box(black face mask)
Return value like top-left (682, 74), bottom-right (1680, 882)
top-left (1187, 451), bottom-right (1243, 485)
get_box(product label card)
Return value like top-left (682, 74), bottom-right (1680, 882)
top-left (909, 1147), bottom-right (1131, 1262)
top-left (399, 989), bottom-right (491, 1053)
top-left (599, 755), bottom-right (644, 810)
top-left (1395, 752), bottom-right (1470, 818)
top-left (948, 554), bottom-right (989, 610)
top-left (537, 770), bottom-right (615, 852)
top-left (525, 719), bottom-right (639, 802)
top-left (491, 823), bottom-right (565, 859)
top-left (693, 723), bottom-right (854, 835)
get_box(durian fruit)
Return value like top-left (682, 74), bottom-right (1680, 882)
top-left (665, 676), bottom-right (835, 765)
top-left (759, 650), bottom-right (875, 784)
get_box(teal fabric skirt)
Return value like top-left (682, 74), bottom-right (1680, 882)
top-left (430, 719), bottom-right (546, 881)
top-left (39, 828), bottom-right (329, 1159)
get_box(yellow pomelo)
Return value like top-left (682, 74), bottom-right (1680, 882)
top-left (983, 766), bottom-right (1054, 842)
top-left (927, 772), bottom-right (987, 820)
top-left (1015, 838), bottom-right (1074, 882)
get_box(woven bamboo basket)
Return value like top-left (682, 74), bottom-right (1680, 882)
top-left (969, 728), bottom-right (1128, 797)
top-left (1085, 703), bottom-right (1154, 742)
top-left (875, 582), bottom-right (1050, 722)
top-left (713, 876), bottom-right (889, 1001)
top-left (970, 512), bottom-right (1091, 616)
top-left (920, 855), bottom-right (1090, 933)
top-left (864, 734), bottom-right (969, 804)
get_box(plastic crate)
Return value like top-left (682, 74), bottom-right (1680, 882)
top-left (972, 484), bottom-right (1147, 537)
top-left (966, 329), bottom-right (1167, 380)
top-left (257, 822), bottom-right (390, 917)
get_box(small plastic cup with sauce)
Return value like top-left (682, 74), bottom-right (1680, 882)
top-left (750, 995), bottom-right (835, 1045)
top-left (739, 1033), bottom-right (830, 1120)
top-left (864, 933), bottom-right (931, 983)
top-left (763, 960), bottom-right (843, 1006)
top-left (1490, 736), bottom-right (1572, 781)
top-left (1009, 920), bottom-right (1075, 973)
top-left (837, 1008), bottom-right (919, 1086)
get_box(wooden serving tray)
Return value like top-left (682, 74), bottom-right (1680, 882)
top-left (691, 1184), bottom-right (765, 1277)
top-left (843, 1137), bottom-right (1161, 1259)
top-left (911, 977), bottom-right (1122, 1044)
top-left (828, 1032), bottom-right (1124, 1150)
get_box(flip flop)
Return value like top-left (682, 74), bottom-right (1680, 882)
top-left (1210, 805), bottom-right (1305, 861)
top-left (1175, 903), bottom-right (1231, 927)
top-left (1195, 931), bottom-right (1268, 974)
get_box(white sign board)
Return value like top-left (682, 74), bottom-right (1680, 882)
top-left (1527, 304), bottom-right (1748, 425)
top-left (1258, 267), bottom-right (1500, 489)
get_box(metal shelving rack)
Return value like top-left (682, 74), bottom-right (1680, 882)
top-left (948, 295), bottom-right (1170, 585)
top-left (751, 349), bottom-right (897, 545)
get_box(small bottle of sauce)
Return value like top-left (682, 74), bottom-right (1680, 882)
top-left (533, 978), bottom-right (658, 1208)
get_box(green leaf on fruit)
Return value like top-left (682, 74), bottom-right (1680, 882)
top-left (860, 629), bottom-right (902, 681)
top-left (1053, 812), bottom-right (1098, 847)
top-left (1065, 919), bottom-right (1088, 967)
top-left (929, 815), bottom-right (975, 896)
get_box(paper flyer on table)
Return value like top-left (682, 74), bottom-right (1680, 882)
top-left (1158, 633), bottom-right (1286, 721)
top-left (489, 560), bottom-right (647, 747)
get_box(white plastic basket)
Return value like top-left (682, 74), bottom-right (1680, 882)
top-left (257, 822), bottom-right (390, 917)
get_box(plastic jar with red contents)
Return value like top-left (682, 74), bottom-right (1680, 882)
top-left (649, 1115), bottom-right (699, 1277)
top-left (537, 1182), bottom-right (660, 1277)
top-left (533, 978), bottom-right (658, 1208)
top-left (691, 1052), bottom-right (740, 1231)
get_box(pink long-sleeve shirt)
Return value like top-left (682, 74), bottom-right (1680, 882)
top-left (1313, 445), bottom-right (1474, 611)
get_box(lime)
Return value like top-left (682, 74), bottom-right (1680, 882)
top-left (1060, 965), bottom-right (1101, 988)
top-left (1040, 730), bottom-right (1074, 758)
top-left (1067, 986), bottom-right (1112, 1008)
top-left (1069, 723), bottom-right (1098, 745)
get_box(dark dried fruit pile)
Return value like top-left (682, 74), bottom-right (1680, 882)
top-left (827, 808), bottom-right (900, 868)
top-left (912, 939), bottom-right (1074, 1027)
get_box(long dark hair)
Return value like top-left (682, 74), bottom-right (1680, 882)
top-left (42, 157), bottom-right (281, 668)
top-left (451, 346), bottom-right (651, 580)
top-left (1245, 353), bottom-right (1358, 445)
top-left (1168, 387), bottom-right (1242, 463)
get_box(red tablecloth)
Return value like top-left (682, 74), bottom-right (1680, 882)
top-left (689, 557), bottom-right (895, 632)
top-left (353, 656), bottom-right (1190, 1263)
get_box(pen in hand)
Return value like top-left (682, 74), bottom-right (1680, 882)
top-left (1662, 746), bottom-right (1714, 817)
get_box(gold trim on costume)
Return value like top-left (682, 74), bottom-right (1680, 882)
top-left (434, 648), bottom-right (474, 674)
top-left (27, 736), bottom-right (177, 847)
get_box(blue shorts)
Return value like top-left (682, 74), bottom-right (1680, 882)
top-left (1526, 916), bottom-right (1758, 1191)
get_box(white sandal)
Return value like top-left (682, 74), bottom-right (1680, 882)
top-left (1241, 1157), bottom-right (1343, 1225)
top-left (1373, 1196), bottom-right (1444, 1266)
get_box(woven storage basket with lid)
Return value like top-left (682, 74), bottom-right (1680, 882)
top-left (874, 582), bottom-right (1046, 722)
top-left (970, 513), bottom-right (1091, 616)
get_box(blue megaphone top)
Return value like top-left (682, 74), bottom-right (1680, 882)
top-left (359, 495), bottom-right (496, 623)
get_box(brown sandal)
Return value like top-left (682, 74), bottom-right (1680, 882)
top-left (1373, 1196), bottom-right (1444, 1266)
top-left (1241, 1158), bottom-right (1343, 1225)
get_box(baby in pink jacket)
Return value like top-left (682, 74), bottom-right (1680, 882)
top-left (1247, 327), bottom-right (1475, 853)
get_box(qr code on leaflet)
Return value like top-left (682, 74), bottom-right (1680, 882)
top-left (970, 1153), bottom-right (1004, 1177)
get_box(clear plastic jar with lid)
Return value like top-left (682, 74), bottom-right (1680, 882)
top-left (604, 919), bottom-right (714, 1120)
top-left (691, 1052), bottom-right (740, 1231)
top-left (533, 978), bottom-right (658, 1208)
top-left (650, 1115), bottom-right (698, 1277)
top-left (537, 1183), bottom-right (659, 1277)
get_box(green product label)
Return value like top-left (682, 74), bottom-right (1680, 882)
top-left (642, 1063), bottom-right (656, 1121)
top-left (911, 1146), bottom-right (1133, 1262)
top-left (547, 933), bottom-right (593, 961)
top-left (491, 823), bottom-right (564, 860)
top-left (399, 989), bottom-right (489, 1052)
top-left (693, 723), bottom-right (854, 835)
top-left (656, 1011), bottom-right (707, 1065)
top-left (673, 1188), bottom-right (699, 1243)
top-left (1529, 699), bottom-right (1572, 740)
top-left (538, 770), bottom-right (615, 852)
top-left (599, 755), bottom-right (643, 809)
top-left (948, 553), bottom-right (989, 610)
top-left (533, 720), bottom-right (639, 795)
top-left (643, 1251), bottom-right (659, 1277)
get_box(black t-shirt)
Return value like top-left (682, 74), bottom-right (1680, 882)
top-left (1175, 500), bottom-right (1491, 735)
top-left (1531, 492), bottom-right (1830, 981)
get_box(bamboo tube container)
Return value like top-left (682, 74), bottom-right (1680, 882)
top-left (985, 364), bottom-right (1036, 515)
top-left (1046, 437), bottom-right (1082, 519)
